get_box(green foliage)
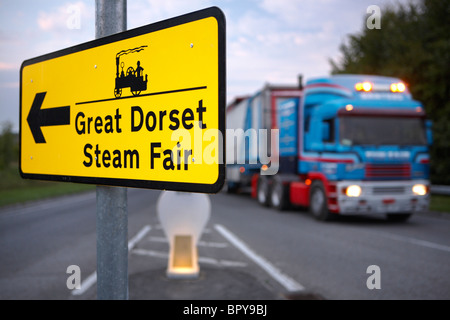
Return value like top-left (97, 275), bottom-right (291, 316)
top-left (330, 0), bottom-right (450, 184)
top-left (0, 165), bottom-right (95, 207)
top-left (430, 194), bottom-right (450, 213)
top-left (0, 121), bottom-right (18, 169)
top-left (0, 121), bottom-right (95, 207)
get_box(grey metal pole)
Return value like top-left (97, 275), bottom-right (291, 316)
top-left (95, 0), bottom-right (128, 300)
top-left (95, 0), bottom-right (127, 39)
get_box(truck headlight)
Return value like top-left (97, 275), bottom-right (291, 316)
top-left (344, 185), bottom-right (362, 197)
top-left (412, 184), bottom-right (428, 196)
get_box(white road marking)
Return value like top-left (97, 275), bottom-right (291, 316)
top-left (378, 232), bottom-right (450, 253)
top-left (132, 248), bottom-right (167, 259)
top-left (128, 225), bottom-right (152, 251)
top-left (214, 224), bottom-right (305, 292)
top-left (71, 271), bottom-right (97, 296)
top-left (71, 225), bottom-right (152, 296)
top-left (131, 248), bottom-right (247, 267)
top-left (148, 236), bottom-right (228, 248)
top-left (153, 224), bottom-right (211, 234)
top-left (218, 260), bottom-right (248, 268)
top-left (198, 256), bottom-right (247, 267)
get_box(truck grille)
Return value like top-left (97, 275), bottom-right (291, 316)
top-left (372, 186), bottom-right (406, 195)
top-left (365, 163), bottom-right (411, 179)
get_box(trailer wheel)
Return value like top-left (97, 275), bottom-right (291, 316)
top-left (257, 176), bottom-right (270, 207)
top-left (114, 88), bottom-right (122, 98)
top-left (270, 177), bottom-right (290, 211)
top-left (309, 181), bottom-right (333, 221)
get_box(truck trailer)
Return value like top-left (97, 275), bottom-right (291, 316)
top-left (225, 74), bottom-right (432, 221)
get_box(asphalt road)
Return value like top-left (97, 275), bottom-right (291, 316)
top-left (1, 187), bottom-right (449, 300)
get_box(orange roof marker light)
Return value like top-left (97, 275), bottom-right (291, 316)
top-left (355, 82), bottom-right (373, 92)
top-left (362, 81), bottom-right (372, 92)
top-left (390, 82), bottom-right (406, 93)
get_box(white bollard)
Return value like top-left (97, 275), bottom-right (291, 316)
top-left (157, 191), bottom-right (211, 279)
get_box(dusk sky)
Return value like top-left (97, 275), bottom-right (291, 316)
top-left (0, 0), bottom-right (412, 132)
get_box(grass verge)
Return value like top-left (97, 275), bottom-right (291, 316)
top-left (429, 194), bottom-right (450, 213)
top-left (0, 165), bottom-right (95, 208)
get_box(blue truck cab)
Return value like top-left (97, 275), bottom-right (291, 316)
top-left (298, 74), bottom-right (431, 220)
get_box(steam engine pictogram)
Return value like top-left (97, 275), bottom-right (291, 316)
top-left (114, 45), bottom-right (148, 98)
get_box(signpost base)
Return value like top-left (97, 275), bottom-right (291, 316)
top-left (157, 191), bottom-right (211, 279)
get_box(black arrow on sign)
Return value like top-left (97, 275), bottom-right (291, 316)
top-left (27, 92), bottom-right (70, 144)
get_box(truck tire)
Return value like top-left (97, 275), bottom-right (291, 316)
top-left (226, 182), bottom-right (239, 194)
top-left (257, 176), bottom-right (271, 207)
top-left (386, 213), bottom-right (412, 222)
top-left (309, 181), bottom-right (333, 221)
top-left (270, 177), bottom-right (290, 211)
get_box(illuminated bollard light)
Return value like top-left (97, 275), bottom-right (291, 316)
top-left (157, 191), bottom-right (211, 279)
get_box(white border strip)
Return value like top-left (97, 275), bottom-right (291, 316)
top-left (214, 224), bottom-right (304, 292)
top-left (71, 225), bottom-right (152, 296)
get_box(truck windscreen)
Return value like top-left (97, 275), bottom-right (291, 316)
top-left (339, 116), bottom-right (427, 146)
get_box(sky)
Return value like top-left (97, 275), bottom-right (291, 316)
top-left (0, 0), bottom-right (412, 132)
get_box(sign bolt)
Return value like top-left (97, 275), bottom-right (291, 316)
top-left (95, 65), bottom-right (97, 69)
top-left (190, 43), bottom-right (194, 48)
top-left (192, 157), bottom-right (195, 162)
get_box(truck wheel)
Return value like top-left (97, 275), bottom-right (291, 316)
top-left (227, 182), bottom-right (239, 194)
top-left (386, 213), bottom-right (412, 222)
top-left (257, 176), bottom-right (270, 207)
top-left (270, 177), bottom-right (290, 211)
top-left (309, 181), bottom-right (333, 221)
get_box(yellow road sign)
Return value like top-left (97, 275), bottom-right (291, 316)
top-left (20, 7), bottom-right (225, 193)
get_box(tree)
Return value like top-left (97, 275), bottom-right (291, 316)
top-left (330, 0), bottom-right (450, 184)
top-left (0, 121), bottom-right (17, 169)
